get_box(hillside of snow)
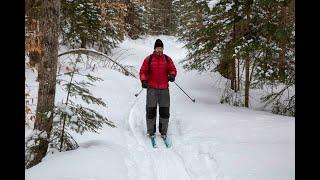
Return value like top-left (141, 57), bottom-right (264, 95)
top-left (25, 35), bottom-right (294, 180)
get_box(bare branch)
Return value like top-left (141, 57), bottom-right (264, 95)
top-left (58, 48), bottom-right (137, 78)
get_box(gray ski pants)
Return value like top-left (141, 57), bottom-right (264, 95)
top-left (146, 88), bottom-right (170, 135)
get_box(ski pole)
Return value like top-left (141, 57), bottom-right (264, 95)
top-left (173, 81), bottom-right (195, 103)
top-left (134, 88), bottom-right (143, 97)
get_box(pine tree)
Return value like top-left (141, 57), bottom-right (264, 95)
top-left (124, 0), bottom-right (147, 39)
top-left (174, 0), bottom-right (295, 114)
top-left (174, 0), bottom-right (213, 71)
top-left (60, 0), bottom-right (125, 53)
top-left (253, 0), bottom-right (295, 115)
top-left (26, 52), bottom-right (118, 168)
top-left (52, 54), bottom-right (115, 152)
top-left (175, 0), bottom-right (241, 94)
top-left (251, 0), bottom-right (294, 86)
top-left (146, 0), bottom-right (175, 35)
top-left (26, 0), bottom-right (140, 169)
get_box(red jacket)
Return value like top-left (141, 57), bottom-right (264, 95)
top-left (139, 52), bottom-right (177, 89)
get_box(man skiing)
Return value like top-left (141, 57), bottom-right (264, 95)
top-left (139, 39), bottom-right (177, 146)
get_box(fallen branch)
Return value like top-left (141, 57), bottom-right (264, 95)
top-left (58, 48), bottom-right (137, 78)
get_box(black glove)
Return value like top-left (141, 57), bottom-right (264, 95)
top-left (168, 74), bottom-right (175, 82)
top-left (141, 80), bottom-right (148, 88)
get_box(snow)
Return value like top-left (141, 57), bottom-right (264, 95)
top-left (39, 131), bottom-right (48, 139)
top-left (53, 115), bottom-right (61, 122)
top-left (207, 0), bottom-right (220, 11)
top-left (25, 35), bottom-right (294, 180)
top-left (46, 111), bottom-right (52, 119)
top-left (27, 130), bottom-right (48, 141)
top-left (225, 2), bottom-right (233, 12)
top-left (56, 102), bottom-right (74, 116)
top-left (70, 115), bottom-right (78, 122)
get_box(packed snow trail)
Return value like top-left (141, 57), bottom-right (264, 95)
top-left (125, 94), bottom-right (193, 180)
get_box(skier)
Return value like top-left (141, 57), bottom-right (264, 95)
top-left (139, 39), bottom-right (177, 145)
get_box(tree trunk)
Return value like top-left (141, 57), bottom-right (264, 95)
top-left (124, 1), bottom-right (133, 38)
top-left (279, 4), bottom-right (288, 79)
top-left (244, 0), bottom-right (253, 108)
top-left (231, 0), bottom-right (239, 92)
top-left (29, 51), bottom-right (41, 67)
top-left (81, 37), bottom-right (86, 48)
top-left (27, 0), bottom-right (61, 169)
top-left (244, 57), bottom-right (250, 107)
top-left (230, 60), bottom-right (237, 92)
top-left (237, 59), bottom-right (240, 91)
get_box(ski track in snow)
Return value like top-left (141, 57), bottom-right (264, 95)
top-left (124, 87), bottom-right (226, 180)
top-left (126, 94), bottom-right (191, 180)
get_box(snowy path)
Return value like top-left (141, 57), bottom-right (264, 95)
top-left (124, 93), bottom-right (192, 180)
top-left (26, 36), bottom-right (294, 180)
top-left (123, 83), bottom-right (226, 180)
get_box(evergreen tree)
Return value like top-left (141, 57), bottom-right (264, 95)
top-left (253, 0), bottom-right (295, 115)
top-left (124, 0), bottom-right (147, 39)
top-left (174, 0), bottom-right (241, 94)
top-left (52, 54), bottom-right (115, 152)
top-left (251, 0), bottom-right (295, 86)
top-left (146, 0), bottom-right (176, 35)
top-left (174, 0), bottom-right (295, 115)
top-left (26, 54), bottom-right (116, 168)
top-left (174, 0), bottom-right (213, 71)
top-left (60, 0), bottom-right (125, 53)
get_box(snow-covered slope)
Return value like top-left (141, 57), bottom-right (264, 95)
top-left (25, 35), bottom-right (294, 180)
